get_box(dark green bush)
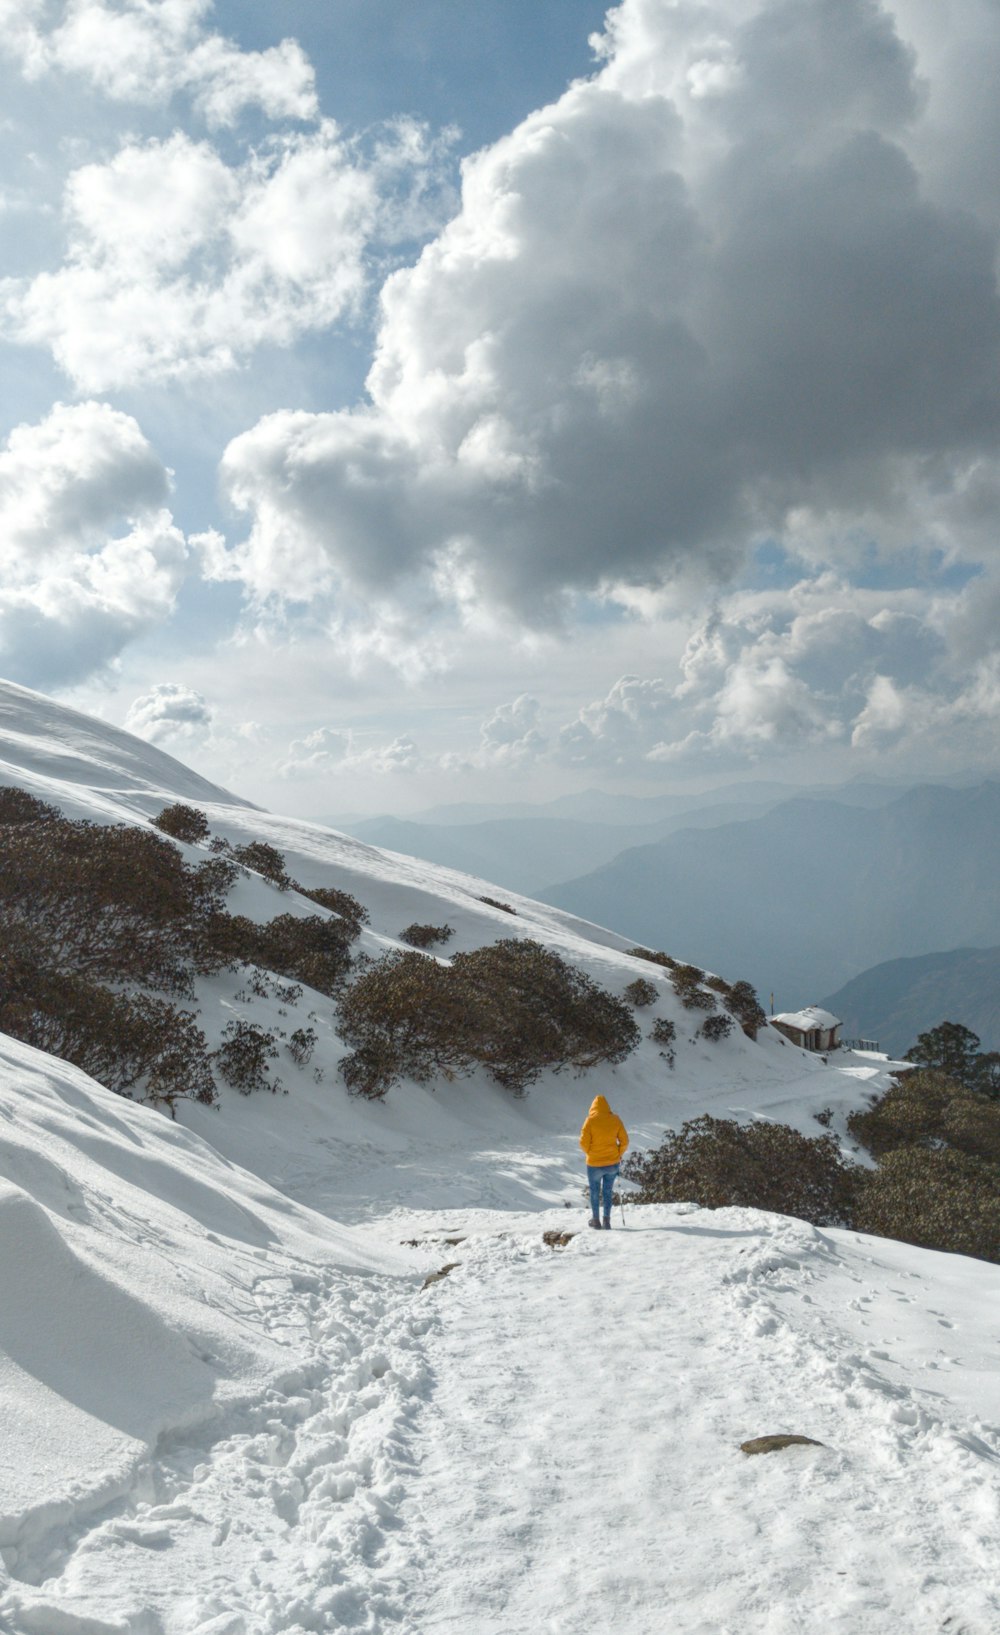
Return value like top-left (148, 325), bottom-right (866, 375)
top-left (670, 964), bottom-right (716, 1012)
top-left (699, 1013), bottom-right (734, 1042)
top-left (854, 1148), bottom-right (1000, 1263)
top-left (847, 1069), bottom-right (1000, 1164)
top-left (725, 980), bottom-right (768, 1040)
top-left (152, 803), bottom-right (210, 844)
top-left (337, 938), bottom-right (640, 1098)
top-left (399, 922), bottom-right (454, 949)
top-left (622, 1115), bottom-right (859, 1226)
top-left (623, 977), bottom-right (658, 1008)
top-left (650, 1016), bottom-right (676, 1066)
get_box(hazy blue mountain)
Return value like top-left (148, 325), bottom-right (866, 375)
top-left (321, 774), bottom-right (922, 835)
top-left (541, 782), bottom-right (1000, 1008)
top-left (819, 948), bottom-right (1000, 1057)
top-left (324, 777), bottom-right (923, 896)
top-left (346, 806), bottom-right (795, 895)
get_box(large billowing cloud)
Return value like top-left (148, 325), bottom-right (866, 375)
top-left (0, 401), bottom-right (192, 686)
top-left (124, 681), bottom-right (213, 743)
top-left (0, 0), bottom-right (316, 126)
top-left (213, 0), bottom-right (1000, 628)
top-left (2, 121), bottom-right (451, 391)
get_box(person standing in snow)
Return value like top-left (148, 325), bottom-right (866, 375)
top-left (579, 1095), bottom-right (629, 1230)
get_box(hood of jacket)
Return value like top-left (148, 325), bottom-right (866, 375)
top-left (588, 1095), bottom-right (611, 1117)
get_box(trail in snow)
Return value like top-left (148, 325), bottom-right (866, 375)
top-left (399, 1207), bottom-right (1000, 1635)
top-left (4, 1265), bottom-right (432, 1635)
top-left (4, 1203), bottom-right (1000, 1634)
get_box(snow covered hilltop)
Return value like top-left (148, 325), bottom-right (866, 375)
top-left (0, 678), bottom-right (998, 1634)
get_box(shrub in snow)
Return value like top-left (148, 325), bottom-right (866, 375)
top-left (854, 1148), bottom-right (1000, 1263)
top-left (399, 922), bottom-right (455, 949)
top-left (0, 806), bottom-right (235, 997)
top-left (199, 911), bottom-right (356, 996)
top-left (337, 938), bottom-right (640, 1098)
top-left (724, 980), bottom-right (768, 1040)
top-left (649, 1016), bottom-right (676, 1066)
top-left (623, 977), bottom-right (658, 1008)
top-left (152, 802), bottom-right (210, 844)
top-left (478, 895), bottom-right (516, 914)
top-left (286, 1026), bottom-right (318, 1067)
top-left (0, 786), bottom-right (60, 825)
top-left (848, 1069), bottom-right (1000, 1165)
top-left (0, 933), bottom-right (215, 1112)
top-left (625, 947), bottom-right (677, 969)
top-left (214, 1019), bottom-right (280, 1094)
top-left (699, 1013), bottom-right (734, 1042)
top-left (231, 839), bottom-right (292, 890)
top-left (296, 884), bottom-right (369, 937)
top-left (622, 1115), bottom-right (859, 1226)
top-left (670, 965), bottom-right (716, 1012)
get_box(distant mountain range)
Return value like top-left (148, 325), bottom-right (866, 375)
top-left (332, 777), bottom-right (922, 899)
top-left (541, 782), bottom-right (1000, 1007)
top-left (820, 947), bottom-right (1000, 1057)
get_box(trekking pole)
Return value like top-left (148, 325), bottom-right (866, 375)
top-left (619, 1167), bottom-right (626, 1227)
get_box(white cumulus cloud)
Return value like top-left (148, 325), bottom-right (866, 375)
top-left (0, 401), bottom-right (191, 685)
top-left (212, 0), bottom-right (1000, 633)
top-left (124, 681), bottom-right (213, 743)
top-left (1, 122), bottom-right (453, 391)
top-left (0, 0), bottom-right (317, 127)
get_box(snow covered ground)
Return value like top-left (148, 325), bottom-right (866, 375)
top-left (1, 679), bottom-right (998, 1633)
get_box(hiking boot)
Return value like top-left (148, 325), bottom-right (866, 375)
top-left (603, 1216), bottom-right (612, 1229)
top-left (588, 1216), bottom-right (601, 1230)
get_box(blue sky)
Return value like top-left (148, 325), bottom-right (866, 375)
top-left (0, 1), bottom-right (998, 816)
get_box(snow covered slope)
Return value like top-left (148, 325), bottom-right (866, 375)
top-left (0, 1034), bottom-right (413, 1629)
top-left (2, 678), bottom-right (997, 1633)
top-left (0, 677), bottom-right (900, 1220)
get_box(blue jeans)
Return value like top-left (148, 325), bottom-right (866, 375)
top-left (588, 1164), bottom-right (619, 1220)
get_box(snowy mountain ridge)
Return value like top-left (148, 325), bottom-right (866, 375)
top-left (0, 678), bottom-right (998, 1634)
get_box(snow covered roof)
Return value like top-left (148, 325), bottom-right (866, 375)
top-left (772, 1006), bottom-right (841, 1031)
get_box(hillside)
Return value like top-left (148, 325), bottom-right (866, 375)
top-left (542, 784), bottom-right (1000, 1007)
top-left (821, 947), bottom-right (1000, 1057)
top-left (0, 679), bottom-right (998, 1633)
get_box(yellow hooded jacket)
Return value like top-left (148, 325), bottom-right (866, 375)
top-left (579, 1095), bottom-right (629, 1168)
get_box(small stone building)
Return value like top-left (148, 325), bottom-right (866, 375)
top-left (770, 1006), bottom-right (842, 1053)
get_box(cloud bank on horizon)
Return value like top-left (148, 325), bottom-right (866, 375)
top-left (0, 0), bottom-right (999, 800)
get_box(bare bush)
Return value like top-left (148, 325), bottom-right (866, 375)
top-left (478, 896), bottom-right (516, 914)
top-left (286, 1026), bottom-right (318, 1066)
top-left (213, 1019), bottom-right (280, 1094)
